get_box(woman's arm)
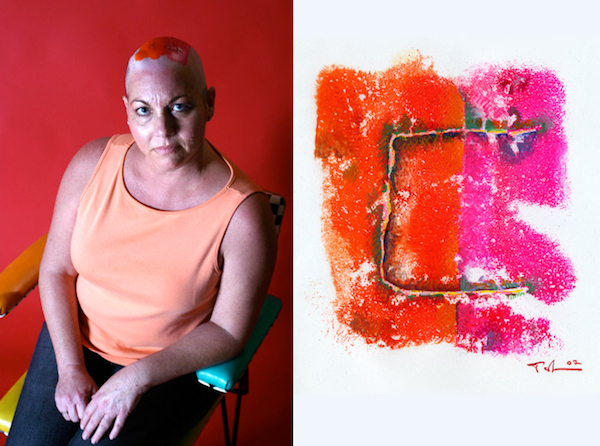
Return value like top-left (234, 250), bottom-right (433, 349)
top-left (80, 191), bottom-right (278, 443)
top-left (38, 138), bottom-right (108, 423)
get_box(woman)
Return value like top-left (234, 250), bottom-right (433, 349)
top-left (6, 37), bottom-right (277, 445)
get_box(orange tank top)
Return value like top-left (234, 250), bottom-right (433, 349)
top-left (71, 134), bottom-right (262, 365)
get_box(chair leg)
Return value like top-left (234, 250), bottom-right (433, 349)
top-left (231, 393), bottom-right (242, 446)
top-left (220, 397), bottom-right (231, 446)
top-left (220, 369), bottom-right (250, 446)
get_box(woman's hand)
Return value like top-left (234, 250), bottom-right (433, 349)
top-left (55, 366), bottom-right (98, 423)
top-left (80, 366), bottom-right (147, 444)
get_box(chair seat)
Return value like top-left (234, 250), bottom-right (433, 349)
top-left (0, 373), bottom-right (26, 435)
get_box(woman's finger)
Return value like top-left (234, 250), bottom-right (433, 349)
top-left (67, 405), bottom-right (79, 423)
top-left (109, 410), bottom-right (128, 440)
top-left (75, 401), bottom-right (84, 420)
top-left (58, 400), bottom-right (77, 423)
top-left (80, 401), bottom-right (99, 439)
top-left (60, 407), bottom-right (72, 422)
top-left (90, 413), bottom-right (115, 445)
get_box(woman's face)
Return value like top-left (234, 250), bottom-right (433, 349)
top-left (123, 61), bottom-right (215, 170)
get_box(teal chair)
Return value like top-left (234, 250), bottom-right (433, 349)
top-left (0, 193), bottom-right (285, 446)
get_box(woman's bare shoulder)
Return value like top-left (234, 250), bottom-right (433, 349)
top-left (221, 192), bottom-right (277, 261)
top-left (69, 137), bottom-right (111, 171)
top-left (58, 136), bottom-right (112, 199)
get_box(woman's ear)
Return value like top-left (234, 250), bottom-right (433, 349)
top-left (205, 87), bottom-right (216, 122)
top-left (122, 95), bottom-right (130, 124)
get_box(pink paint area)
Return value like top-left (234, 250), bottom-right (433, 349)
top-left (456, 300), bottom-right (562, 354)
top-left (458, 64), bottom-right (575, 305)
top-left (459, 65), bottom-right (568, 206)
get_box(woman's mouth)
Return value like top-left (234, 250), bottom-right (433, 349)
top-left (152, 144), bottom-right (178, 154)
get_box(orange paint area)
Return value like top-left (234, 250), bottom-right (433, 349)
top-left (315, 59), bottom-right (463, 347)
top-left (383, 135), bottom-right (463, 291)
top-left (134, 37), bottom-right (191, 65)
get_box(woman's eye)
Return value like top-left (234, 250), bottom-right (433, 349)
top-left (135, 106), bottom-right (150, 116)
top-left (171, 103), bottom-right (191, 113)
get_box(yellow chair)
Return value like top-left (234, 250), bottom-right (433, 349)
top-left (0, 193), bottom-right (285, 446)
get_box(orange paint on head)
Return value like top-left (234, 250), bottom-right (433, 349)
top-left (134, 37), bottom-right (192, 65)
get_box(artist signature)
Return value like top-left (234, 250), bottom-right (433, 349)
top-left (527, 360), bottom-right (582, 373)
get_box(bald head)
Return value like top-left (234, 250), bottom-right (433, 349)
top-left (125, 37), bottom-right (207, 97)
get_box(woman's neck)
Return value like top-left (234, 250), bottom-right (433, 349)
top-left (123, 140), bottom-right (230, 211)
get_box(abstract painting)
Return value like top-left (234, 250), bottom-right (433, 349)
top-left (314, 53), bottom-right (576, 355)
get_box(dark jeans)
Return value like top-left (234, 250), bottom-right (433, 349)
top-left (6, 323), bottom-right (220, 445)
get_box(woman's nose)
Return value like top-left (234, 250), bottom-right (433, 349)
top-left (155, 111), bottom-right (177, 136)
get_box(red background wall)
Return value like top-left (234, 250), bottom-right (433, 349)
top-left (0, 1), bottom-right (292, 445)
